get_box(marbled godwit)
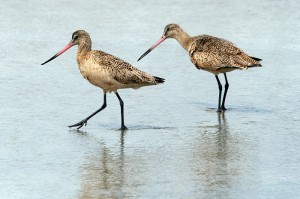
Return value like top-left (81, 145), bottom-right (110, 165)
top-left (42, 30), bottom-right (164, 130)
top-left (138, 24), bottom-right (262, 111)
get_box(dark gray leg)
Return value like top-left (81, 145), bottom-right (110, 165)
top-left (115, 92), bottom-right (128, 131)
top-left (69, 93), bottom-right (107, 129)
top-left (215, 75), bottom-right (222, 112)
top-left (221, 73), bottom-right (229, 110)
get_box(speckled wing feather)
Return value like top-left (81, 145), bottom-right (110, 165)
top-left (92, 51), bottom-right (158, 85)
top-left (189, 35), bottom-right (261, 70)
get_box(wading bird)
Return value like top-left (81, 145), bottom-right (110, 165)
top-left (42, 30), bottom-right (164, 130)
top-left (138, 24), bottom-right (261, 112)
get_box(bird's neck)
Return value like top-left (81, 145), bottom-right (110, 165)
top-left (76, 40), bottom-right (92, 66)
top-left (174, 30), bottom-right (192, 51)
top-left (77, 40), bottom-right (92, 55)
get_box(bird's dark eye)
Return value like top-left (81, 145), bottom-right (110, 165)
top-left (164, 27), bottom-right (170, 35)
top-left (73, 35), bottom-right (79, 40)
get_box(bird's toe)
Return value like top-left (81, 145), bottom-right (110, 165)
top-left (69, 119), bottom-right (88, 129)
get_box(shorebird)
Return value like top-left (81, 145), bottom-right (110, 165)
top-left (138, 24), bottom-right (262, 111)
top-left (42, 30), bottom-right (164, 130)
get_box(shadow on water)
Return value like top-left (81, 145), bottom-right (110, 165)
top-left (192, 101), bottom-right (272, 114)
top-left (70, 129), bottom-right (88, 136)
top-left (76, 130), bottom-right (127, 199)
top-left (205, 106), bottom-right (272, 113)
top-left (112, 125), bottom-right (176, 131)
top-left (193, 112), bottom-right (243, 198)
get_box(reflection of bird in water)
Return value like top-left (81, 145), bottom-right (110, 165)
top-left (42, 30), bottom-right (164, 130)
top-left (192, 112), bottom-right (240, 197)
top-left (78, 131), bottom-right (126, 198)
top-left (216, 112), bottom-right (229, 148)
top-left (138, 23), bottom-right (262, 112)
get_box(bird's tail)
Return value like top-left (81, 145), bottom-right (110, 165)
top-left (154, 76), bottom-right (165, 84)
top-left (248, 63), bottom-right (262, 67)
top-left (249, 56), bottom-right (262, 67)
top-left (250, 56), bottom-right (262, 61)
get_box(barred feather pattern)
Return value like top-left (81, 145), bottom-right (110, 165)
top-left (188, 35), bottom-right (261, 74)
top-left (75, 31), bottom-right (164, 93)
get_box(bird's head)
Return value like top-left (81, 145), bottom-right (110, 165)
top-left (71, 30), bottom-right (91, 46)
top-left (162, 23), bottom-right (182, 39)
top-left (137, 23), bottom-right (182, 61)
top-left (41, 30), bottom-right (91, 65)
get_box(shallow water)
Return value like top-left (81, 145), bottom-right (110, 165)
top-left (1, 0), bottom-right (300, 198)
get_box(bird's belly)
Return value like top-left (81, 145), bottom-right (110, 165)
top-left (194, 63), bottom-right (217, 74)
top-left (195, 63), bottom-right (237, 75)
top-left (79, 66), bottom-right (124, 93)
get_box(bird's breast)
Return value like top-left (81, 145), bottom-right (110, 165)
top-left (77, 60), bottom-right (123, 92)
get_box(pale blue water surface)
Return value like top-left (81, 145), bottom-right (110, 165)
top-left (0, 0), bottom-right (300, 198)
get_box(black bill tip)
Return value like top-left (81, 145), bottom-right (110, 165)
top-left (41, 54), bottom-right (58, 65)
top-left (137, 48), bottom-right (152, 61)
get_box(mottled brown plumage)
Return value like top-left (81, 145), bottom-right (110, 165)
top-left (42, 30), bottom-right (164, 130)
top-left (72, 30), bottom-right (164, 93)
top-left (188, 34), bottom-right (261, 74)
top-left (138, 23), bottom-right (262, 111)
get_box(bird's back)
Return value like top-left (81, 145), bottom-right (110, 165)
top-left (188, 35), bottom-right (261, 74)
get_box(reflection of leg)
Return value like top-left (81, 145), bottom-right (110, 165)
top-left (221, 73), bottom-right (229, 110)
top-left (217, 111), bottom-right (222, 124)
top-left (115, 92), bottom-right (128, 130)
top-left (215, 75), bottom-right (222, 112)
top-left (69, 93), bottom-right (107, 129)
top-left (217, 111), bottom-right (226, 125)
